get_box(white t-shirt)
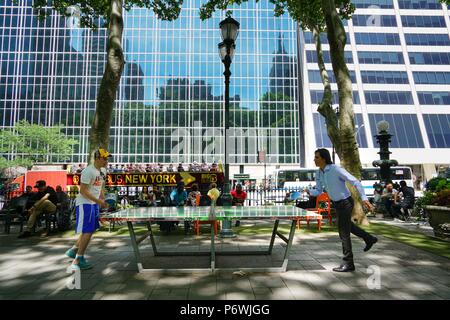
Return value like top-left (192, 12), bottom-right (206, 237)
top-left (76, 165), bottom-right (107, 206)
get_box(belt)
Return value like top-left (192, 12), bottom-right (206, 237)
top-left (333, 196), bottom-right (352, 205)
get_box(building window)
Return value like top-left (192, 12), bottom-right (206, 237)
top-left (306, 50), bottom-right (353, 64)
top-left (303, 32), bottom-right (351, 45)
top-left (401, 15), bottom-right (446, 28)
top-left (353, 15), bottom-right (397, 27)
top-left (413, 72), bottom-right (450, 84)
top-left (398, 0), bottom-right (443, 9)
top-left (404, 33), bottom-right (450, 46)
top-left (352, 0), bottom-right (394, 8)
top-left (358, 51), bottom-right (404, 64)
top-left (369, 114), bottom-right (424, 148)
top-left (423, 114), bottom-right (450, 148)
top-left (354, 33), bottom-right (401, 45)
top-left (313, 113), bottom-right (367, 148)
top-left (417, 92), bottom-right (450, 105)
top-left (409, 52), bottom-right (450, 65)
top-left (360, 70), bottom-right (409, 84)
top-left (310, 90), bottom-right (361, 105)
top-left (308, 70), bottom-right (357, 83)
top-left (365, 91), bottom-right (414, 104)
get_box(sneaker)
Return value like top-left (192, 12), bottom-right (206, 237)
top-left (72, 256), bottom-right (93, 270)
top-left (65, 248), bottom-right (77, 259)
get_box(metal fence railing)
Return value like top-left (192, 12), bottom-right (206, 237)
top-left (0, 186), bottom-right (307, 210)
top-left (241, 187), bottom-right (305, 207)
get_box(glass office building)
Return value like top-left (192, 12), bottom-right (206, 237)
top-left (1, 0), bottom-right (450, 179)
top-left (0, 0), bottom-right (302, 175)
top-left (302, 0), bottom-right (450, 176)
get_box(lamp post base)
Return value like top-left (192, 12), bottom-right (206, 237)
top-left (219, 192), bottom-right (236, 238)
top-left (219, 218), bottom-right (237, 238)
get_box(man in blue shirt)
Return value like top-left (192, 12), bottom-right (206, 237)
top-left (170, 182), bottom-right (189, 234)
top-left (306, 149), bottom-right (378, 272)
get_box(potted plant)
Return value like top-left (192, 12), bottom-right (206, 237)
top-left (421, 177), bottom-right (450, 240)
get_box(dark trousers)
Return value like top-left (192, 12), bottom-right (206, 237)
top-left (391, 202), bottom-right (412, 219)
top-left (334, 197), bottom-right (373, 265)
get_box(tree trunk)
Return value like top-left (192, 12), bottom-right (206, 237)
top-left (321, 0), bottom-right (368, 224)
top-left (88, 0), bottom-right (124, 162)
top-left (312, 25), bottom-right (339, 149)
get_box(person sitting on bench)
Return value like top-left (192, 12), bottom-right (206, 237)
top-left (18, 180), bottom-right (58, 238)
top-left (391, 180), bottom-right (415, 221)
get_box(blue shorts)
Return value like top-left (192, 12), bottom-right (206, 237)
top-left (75, 204), bottom-right (100, 234)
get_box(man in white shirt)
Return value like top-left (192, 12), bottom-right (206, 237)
top-left (65, 148), bottom-right (111, 270)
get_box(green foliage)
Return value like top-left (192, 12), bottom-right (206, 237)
top-left (0, 120), bottom-right (78, 170)
top-left (199, 0), bottom-right (354, 32)
top-left (433, 190), bottom-right (450, 206)
top-left (414, 190), bottom-right (437, 211)
top-left (415, 179), bottom-right (450, 213)
top-left (426, 177), bottom-right (450, 192)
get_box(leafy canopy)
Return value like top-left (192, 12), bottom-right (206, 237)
top-left (0, 120), bottom-right (78, 170)
top-left (199, 0), bottom-right (354, 31)
top-left (19, 0), bottom-right (183, 28)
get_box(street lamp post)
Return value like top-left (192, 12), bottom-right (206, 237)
top-left (372, 120), bottom-right (398, 184)
top-left (355, 124), bottom-right (365, 148)
top-left (218, 16), bottom-right (239, 238)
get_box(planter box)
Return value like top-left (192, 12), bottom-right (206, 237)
top-left (424, 205), bottom-right (450, 240)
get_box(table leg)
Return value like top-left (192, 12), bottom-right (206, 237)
top-left (280, 220), bottom-right (297, 271)
top-left (127, 221), bottom-right (143, 272)
top-left (147, 221), bottom-right (158, 256)
top-left (268, 219), bottom-right (280, 255)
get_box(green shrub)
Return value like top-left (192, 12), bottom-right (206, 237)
top-left (426, 177), bottom-right (450, 192)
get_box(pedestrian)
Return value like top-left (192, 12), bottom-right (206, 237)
top-left (64, 148), bottom-right (111, 270)
top-left (391, 180), bottom-right (415, 221)
top-left (305, 148), bottom-right (378, 272)
top-left (188, 184), bottom-right (201, 207)
top-left (230, 183), bottom-right (246, 227)
top-left (18, 180), bottom-right (58, 238)
top-left (168, 182), bottom-right (188, 234)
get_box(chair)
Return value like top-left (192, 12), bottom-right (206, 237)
top-left (194, 219), bottom-right (220, 236)
top-left (310, 192), bottom-right (332, 226)
top-left (296, 192), bottom-right (331, 230)
top-left (0, 196), bottom-right (27, 234)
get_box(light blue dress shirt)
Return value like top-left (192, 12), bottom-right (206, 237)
top-left (309, 164), bottom-right (368, 202)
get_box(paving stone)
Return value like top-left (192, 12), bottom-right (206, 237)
top-left (0, 228), bottom-right (449, 300)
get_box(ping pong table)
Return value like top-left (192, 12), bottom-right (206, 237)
top-left (101, 206), bottom-right (322, 273)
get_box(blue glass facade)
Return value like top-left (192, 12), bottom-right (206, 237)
top-left (0, 0), bottom-right (300, 165)
top-left (307, 0), bottom-right (450, 156)
top-left (398, 0), bottom-right (443, 9)
top-left (368, 114), bottom-right (425, 148)
top-left (1, 0), bottom-right (450, 169)
top-left (404, 34), bottom-right (450, 46)
top-left (423, 114), bottom-right (450, 148)
top-left (354, 33), bottom-right (401, 45)
top-left (313, 113), bottom-right (368, 148)
top-left (358, 51), bottom-right (404, 64)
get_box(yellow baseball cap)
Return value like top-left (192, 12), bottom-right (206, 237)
top-left (95, 148), bottom-right (112, 159)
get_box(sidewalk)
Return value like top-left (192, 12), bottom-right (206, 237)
top-left (368, 216), bottom-right (436, 238)
top-left (1, 222), bottom-right (449, 300)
